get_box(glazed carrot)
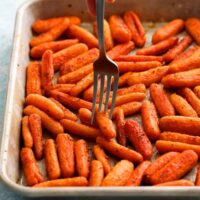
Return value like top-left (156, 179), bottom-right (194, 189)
top-left (95, 111), bottom-right (116, 139)
top-left (152, 19), bottom-right (184, 44)
top-left (66, 24), bottom-right (98, 48)
top-left (96, 136), bottom-right (143, 163)
top-left (89, 160), bottom-right (104, 186)
top-left (78, 108), bottom-right (94, 126)
top-left (170, 93), bottom-right (198, 117)
top-left (163, 35), bottom-right (193, 62)
top-left (115, 108), bottom-right (126, 146)
top-left (56, 134), bottom-right (74, 178)
top-left (150, 150), bottom-right (198, 185)
top-left (156, 140), bottom-right (200, 157)
top-left (162, 68), bottom-right (200, 88)
top-left (21, 148), bottom-right (44, 186)
top-left (117, 61), bottom-right (161, 73)
top-left (74, 140), bottom-right (90, 178)
top-left (195, 164), bottom-right (200, 186)
top-left (30, 39), bottom-right (78, 58)
top-left (168, 47), bottom-right (200, 73)
top-left (126, 161), bottom-right (151, 186)
top-left (127, 66), bottom-right (169, 87)
top-left (58, 63), bottom-right (93, 84)
top-left (46, 84), bottom-right (75, 95)
top-left (160, 131), bottom-right (200, 146)
top-left (116, 84), bottom-right (146, 95)
top-left (22, 116), bottom-right (33, 148)
top-left (112, 101), bottom-right (142, 119)
top-left (141, 100), bottom-right (160, 141)
top-left (136, 37), bottom-right (178, 55)
top-left (159, 116), bottom-right (200, 136)
top-left (93, 145), bottom-right (112, 175)
top-left (23, 105), bottom-right (64, 137)
top-left (32, 16), bottom-right (81, 33)
top-left (125, 120), bottom-right (153, 160)
top-left (26, 62), bottom-right (42, 96)
top-left (118, 72), bottom-right (132, 87)
top-left (70, 72), bottom-right (94, 97)
top-left (93, 19), bottom-right (113, 50)
top-left (107, 41), bottom-right (135, 60)
top-left (155, 180), bottom-right (194, 186)
top-left (144, 152), bottom-right (179, 183)
top-left (185, 18), bottom-right (200, 45)
top-left (49, 98), bottom-right (78, 121)
top-left (53, 43), bottom-right (88, 71)
top-left (61, 119), bottom-right (101, 140)
top-left (29, 114), bottom-right (43, 160)
top-left (115, 55), bottom-right (163, 63)
top-left (26, 94), bottom-right (64, 120)
top-left (50, 91), bottom-right (92, 111)
top-left (30, 18), bottom-right (70, 47)
top-left (194, 86), bottom-right (200, 99)
top-left (102, 160), bottom-right (134, 186)
top-left (44, 139), bottom-right (61, 180)
top-left (124, 11), bottom-right (146, 47)
top-left (109, 15), bottom-right (131, 43)
top-left (60, 48), bottom-right (99, 75)
top-left (33, 177), bottom-right (88, 187)
top-left (182, 88), bottom-right (200, 116)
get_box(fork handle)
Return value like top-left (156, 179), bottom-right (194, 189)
top-left (96, 0), bottom-right (106, 57)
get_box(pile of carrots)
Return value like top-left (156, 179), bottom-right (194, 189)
top-left (20, 10), bottom-right (200, 187)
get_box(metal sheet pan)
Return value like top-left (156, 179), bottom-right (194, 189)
top-left (0, 0), bottom-right (200, 197)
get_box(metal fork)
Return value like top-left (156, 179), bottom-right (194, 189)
top-left (91, 0), bottom-right (119, 124)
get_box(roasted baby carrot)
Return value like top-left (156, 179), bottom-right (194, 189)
top-left (21, 148), bottom-right (44, 186)
top-left (95, 111), bottom-right (116, 139)
top-left (159, 116), bottom-right (200, 136)
top-left (30, 39), bottom-right (78, 58)
top-left (30, 18), bottom-right (70, 47)
top-left (115, 108), bottom-right (126, 146)
top-left (46, 84), bottom-right (75, 95)
top-left (67, 24), bottom-right (98, 48)
top-left (141, 100), bottom-right (160, 141)
top-left (93, 145), bottom-right (112, 175)
top-left (116, 84), bottom-right (146, 95)
top-left (124, 11), bottom-right (146, 47)
top-left (74, 140), bottom-right (90, 178)
top-left (117, 61), bottom-right (161, 73)
top-left (160, 131), bottom-right (200, 146)
top-left (185, 18), bottom-right (200, 45)
top-left (125, 120), bottom-right (153, 160)
top-left (53, 43), bottom-right (88, 71)
top-left (58, 63), bottom-right (93, 84)
top-left (78, 108), bottom-right (94, 126)
top-left (49, 98), bottom-right (78, 121)
top-left (33, 177), bottom-right (88, 187)
top-left (136, 37), bottom-right (178, 55)
top-left (152, 19), bottom-right (184, 44)
top-left (60, 48), bottom-right (99, 75)
top-left (29, 114), bottom-right (43, 160)
top-left (102, 160), bottom-right (134, 186)
top-left (22, 116), bottom-right (33, 148)
top-left (150, 150), bottom-right (198, 185)
top-left (155, 180), bottom-right (194, 186)
top-left (44, 139), bottom-right (61, 180)
top-left (109, 15), bottom-right (131, 43)
top-left (194, 86), bottom-right (200, 99)
top-left (89, 160), bottom-right (104, 186)
top-left (56, 134), bottom-right (74, 178)
top-left (170, 93), bottom-right (198, 117)
top-left (23, 105), bottom-right (64, 137)
top-left (96, 136), bottom-right (143, 163)
top-left (93, 19), bottom-right (113, 50)
top-left (61, 119), bottom-right (101, 140)
top-left (127, 66), bottom-right (169, 87)
top-left (155, 140), bottom-right (200, 157)
top-left (195, 164), bottom-right (200, 186)
top-left (118, 72), bottom-right (132, 87)
top-left (26, 94), bottom-right (64, 120)
top-left (26, 62), bottom-right (42, 96)
top-left (126, 161), bottom-right (151, 186)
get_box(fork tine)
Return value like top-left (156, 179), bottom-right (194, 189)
top-left (91, 72), bottom-right (99, 124)
top-left (104, 75), bottom-right (112, 113)
top-left (109, 74), bottom-right (119, 119)
top-left (98, 74), bottom-right (105, 112)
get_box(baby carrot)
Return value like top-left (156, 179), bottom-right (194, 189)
top-left (155, 180), bottom-right (194, 186)
top-left (195, 164), bottom-right (200, 186)
top-left (118, 72), bottom-right (132, 87)
top-left (78, 108), bottom-right (94, 126)
top-left (116, 84), bottom-right (146, 96)
top-left (46, 84), bottom-right (75, 95)
top-left (194, 86), bottom-right (200, 99)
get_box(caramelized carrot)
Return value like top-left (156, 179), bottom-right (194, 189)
top-left (78, 108), bottom-right (94, 126)
top-left (46, 84), bottom-right (75, 95)
top-left (116, 84), bottom-right (146, 95)
top-left (155, 180), bottom-right (194, 186)
top-left (195, 164), bottom-right (200, 186)
top-left (194, 86), bottom-right (200, 99)
top-left (118, 72), bottom-right (132, 87)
